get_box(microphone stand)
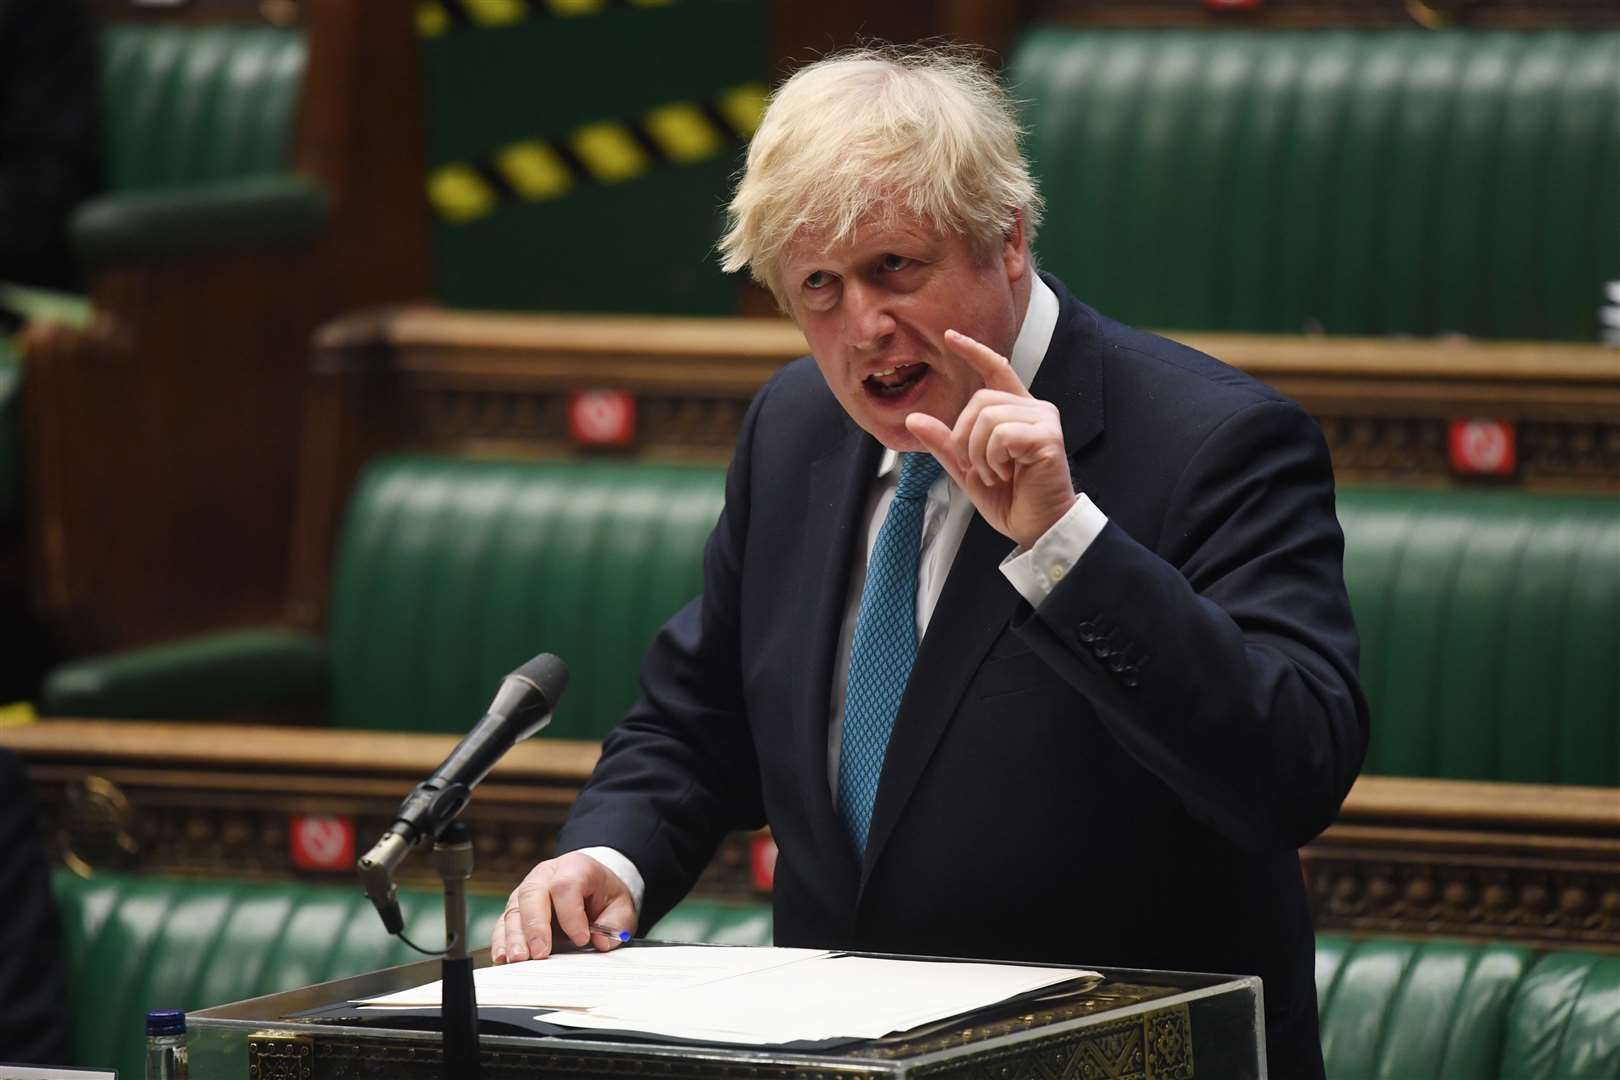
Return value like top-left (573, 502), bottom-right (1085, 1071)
top-left (357, 656), bottom-right (568, 1078)
top-left (432, 821), bottom-right (480, 1080)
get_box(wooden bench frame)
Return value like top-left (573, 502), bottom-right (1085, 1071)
top-left (4, 719), bottom-right (1615, 952)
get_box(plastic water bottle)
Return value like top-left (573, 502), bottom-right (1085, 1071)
top-left (144, 1009), bottom-right (188, 1080)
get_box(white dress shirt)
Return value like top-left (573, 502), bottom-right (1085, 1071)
top-left (583, 275), bottom-right (1110, 915)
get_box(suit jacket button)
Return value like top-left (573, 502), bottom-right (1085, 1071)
top-left (1122, 674), bottom-right (1140, 689)
top-left (1108, 656), bottom-right (1128, 673)
top-left (1078, 620), bottom-right (1098, 642)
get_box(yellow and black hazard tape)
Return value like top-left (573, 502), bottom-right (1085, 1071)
top-left (427, 83), bottom-right (766, 223)
top-left (417, 0), bottom-right (677, 36)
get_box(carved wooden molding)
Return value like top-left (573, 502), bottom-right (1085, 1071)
top-left (0, 719), bottom-right (755, 899)
top-left (6, 720), bottom-right (1616, 950)
top-left (309, 305), bottom-right (1620, 475)
top-left (1305, 776), bottom-right (1620, 951)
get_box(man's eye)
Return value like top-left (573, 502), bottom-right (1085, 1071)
top-left (880, 254), bottom-right (910, 272)
top-left (805, 271), bottom-right (830, 290)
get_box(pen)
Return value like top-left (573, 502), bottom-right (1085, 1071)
top-left (590, 923), bottom-right (632, 943)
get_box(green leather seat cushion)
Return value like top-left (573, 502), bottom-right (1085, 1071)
top-left (70, 174), bottom-right (328, 265)
top-left (43, 627), bottom-right (328, 719)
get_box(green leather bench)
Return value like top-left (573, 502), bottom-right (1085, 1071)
top-left (51, 869), bottom-right (773, 1079)
top-left (1316, 935), bottom-right (1620, 1079)
top-left (1011, 28), bottom-right (1620, 342)
top-left (51, 870), bottom-right (1619, 1079)
top-left (44, 456), bottom-right (726, 737)
top-left (43, 458), bottom-right (1620, 786)
top-left (75, 23), bottom-right (325, 265)
top-left (1339, 489), bottom-right (1619, 785)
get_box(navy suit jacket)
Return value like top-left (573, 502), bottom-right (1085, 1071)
top-left (560, 274), bottom-right (1368, 1077)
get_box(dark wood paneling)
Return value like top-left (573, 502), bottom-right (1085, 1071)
top-left (1, 719), bottom-right (758, 901)
top-left (23, 0), bottom-right (430, 656)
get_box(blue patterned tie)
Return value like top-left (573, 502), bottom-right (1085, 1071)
top-left (837, 451), bottom-right (944, 856)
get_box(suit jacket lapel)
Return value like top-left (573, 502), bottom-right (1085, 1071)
top-left (856, 277), bottom-right (1107, 893)
top-left (796, 421), bottom-right (882, 896)
top-left (1034, 273), bottom-right (1106, 456)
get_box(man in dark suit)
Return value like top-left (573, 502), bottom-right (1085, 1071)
top-left (493, 46), bottom-right (1366, 1077)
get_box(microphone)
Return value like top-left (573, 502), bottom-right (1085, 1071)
top-left (358, 653), bottom-right (568, 933)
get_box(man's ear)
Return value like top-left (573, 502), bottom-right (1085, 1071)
top-left (1001, 210), bottom-right (1029, 283)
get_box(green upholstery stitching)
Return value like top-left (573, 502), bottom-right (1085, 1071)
top-left (1337, 489), bottom-right (1620, 785)
top-left (98, 25), bottom-right (305, 191)
top-left (327, 456), bottom-right (726, 736)
top-left (1011, 29), bottom-right (1620, 340)
top-left (1316, 935), bottom-right (1537, 1080)
top-left (1502, 952), bottom-right (1620, 1079)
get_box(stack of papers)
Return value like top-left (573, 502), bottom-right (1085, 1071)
top-left (359, 945), bottom-right (1099, 1046)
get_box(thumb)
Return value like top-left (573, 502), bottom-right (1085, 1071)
top-left (591, 893), bottom-right (639, 952)
top-left (905, 413), bottom-right (966, 487)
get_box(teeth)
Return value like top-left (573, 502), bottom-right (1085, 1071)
top-left (871, 366), bottom-right (898, 378)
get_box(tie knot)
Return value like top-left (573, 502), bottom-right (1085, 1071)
top-left (895, 452), bottom-right (943, 500)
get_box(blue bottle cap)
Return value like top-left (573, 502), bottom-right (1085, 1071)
top-left (146, 1009), bottom-right (185, 1036)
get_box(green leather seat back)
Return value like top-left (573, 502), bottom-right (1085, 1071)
top-left (51, 869), bottom-right (769, 1077)
top-left (98, 24), bottom-right (305, 191)
top-left (326, 455), bottom-right (726, 736)
top-left (1010, 29), bottom-right (1620, 341)
top-left (1316, 935), bottom-right (1534, 1079)
top-left (1502, 951), bottom-right (1620, 1079)
top-left (645, 899), bottom-right (774, 947)
top-left (1336, 488), bottom-right (1620, 784)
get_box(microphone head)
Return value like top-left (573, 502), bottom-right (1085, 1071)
top-left (511, 653), bottom-right (568, 701)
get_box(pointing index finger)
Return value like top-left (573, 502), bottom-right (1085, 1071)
top-left (944, 329), bottom-right (1027, 396)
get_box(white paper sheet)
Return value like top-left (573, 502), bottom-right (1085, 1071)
top-left (360, 944), bottom-right (1099, 1046)
top-left (357, 945), bottom-right (829, 1009)
top-left (543, 954), bottom-right (1100, 1044)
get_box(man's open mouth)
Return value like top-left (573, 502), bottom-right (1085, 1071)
top-left (864, 362), bottom-right (929, 399)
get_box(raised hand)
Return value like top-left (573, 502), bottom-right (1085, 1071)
top-left (905, 329), bottom-right (1076, 550)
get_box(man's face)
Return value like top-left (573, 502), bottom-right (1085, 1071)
top-left (780, 214), bottom-right (1029, 452)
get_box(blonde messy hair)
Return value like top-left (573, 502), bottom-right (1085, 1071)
top-left (718, 45), bottom-right (1044, 304)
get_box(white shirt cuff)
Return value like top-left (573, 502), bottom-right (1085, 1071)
top-left (576, 846), bottom-right (646, 917)
top-left (999, 494), bottom-right (1109, 607)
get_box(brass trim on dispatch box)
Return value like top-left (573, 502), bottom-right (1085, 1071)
top-left (248, 1031), bottom-right (315, 1079)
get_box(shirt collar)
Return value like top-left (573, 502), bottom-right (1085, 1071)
top-left (877, 273), bottom-right (1060, 479)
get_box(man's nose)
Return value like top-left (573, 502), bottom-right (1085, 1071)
top-left (843, 281), bottom-right (896, 350)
